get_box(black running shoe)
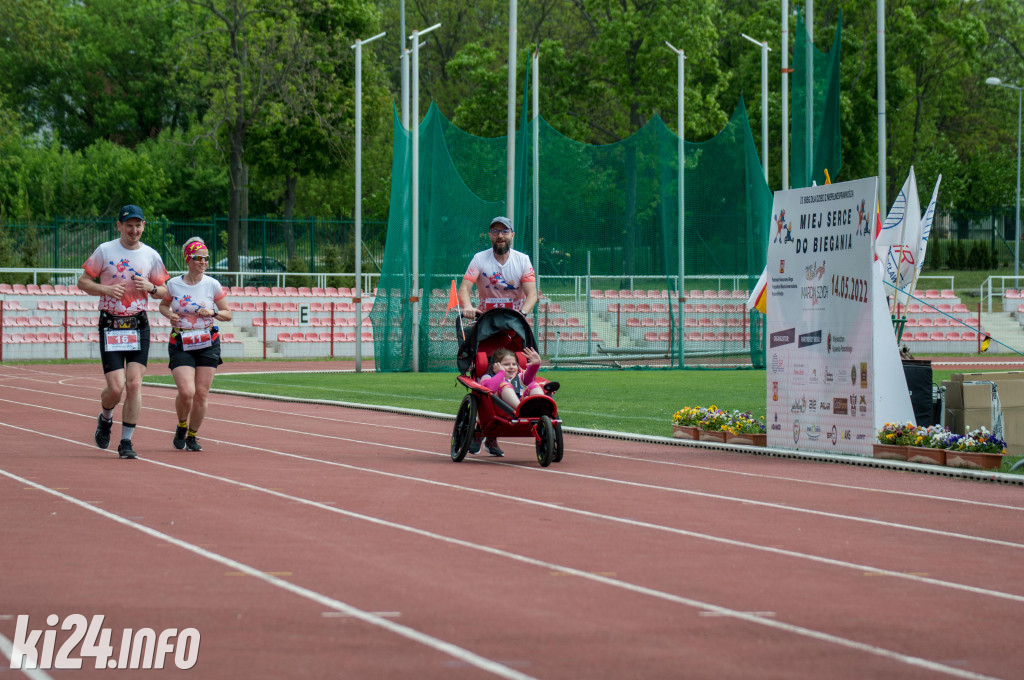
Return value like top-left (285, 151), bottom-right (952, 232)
top-left (117, 439), bottom-right (138, 459)
top-left (173, 425), bottom-right (188, 450)
top-left (484, 438), bottom-right (504, 457)
top-left (94, 414), bottom-right (113, 450)
top-left (185, 436), bottom-right (202, 452)
top-left (468, 438), bottom-right (481, 454)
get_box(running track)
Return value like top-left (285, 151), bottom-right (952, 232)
top-left (1, 361), bottom-right (1022, 679)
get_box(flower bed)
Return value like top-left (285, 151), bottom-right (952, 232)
top-left (874, 423), bottom-right (1006, 470)
top-left (672, 406), bottom-right (766, 446)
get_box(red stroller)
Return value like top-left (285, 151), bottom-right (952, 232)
top-left (450, 309), bottom-right (563, 466)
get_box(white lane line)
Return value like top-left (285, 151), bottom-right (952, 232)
top-left (0, 425), bottom-right (1006, 680)
top-left (0, 465), bottom-right (537, 680)
top-left (0, 632), bottom-right (55, 680)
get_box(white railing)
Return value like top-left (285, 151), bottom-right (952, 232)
top-left (981, 275), bottom-right (1024, 313)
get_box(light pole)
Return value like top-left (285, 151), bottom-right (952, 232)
top-left (986, 76), bottom-right (1022, 283)
top-left (741, 33), bottom-right (772, 183)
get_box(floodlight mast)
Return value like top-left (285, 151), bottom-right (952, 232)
top-left (666, 41), bottom-right (686, 367)
top-left (741, 33), bottom-right (772, 184)
top-left (409, 22), bottom-right (441, 372)
top-left (350, 30), bottom-right (386, 371)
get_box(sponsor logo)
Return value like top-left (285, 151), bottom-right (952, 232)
top-left (805, 423), bottom-right (822, 441)
top-left (770, 353), bottom-right (785, 373)
top-left (791, 397), bottom-right (807, 413)
top-left (792, 362), bottom-right (807, 385)
top-left (772, 381), bottom-right (779, 401)
top-left (793, 419), bottom-right (801, 444)
top-left (860, 362), bottom-right (868, 388)
top-left (850, 394), bottom-right (858, 417)
top-left (810, 368), bottom-right (819, 384)
top-left (779, 259), bottom-right (786, 274)
top-left (819, 399), bottom-right (831, 412)
top-left (842, 429), bottom-right (852, 441)
top-left (824, 367), bottom-right (835, 384)
top-left (808, 398), bottom-right (818, 412)
top-left (827, 332), bottom-right (852, 354)
top-left (833, 397), bottom-right (849, 415)
top-left (801, 285), bottom-right (828, 306)
top-left (859, 395), bottom-right (868, 415)
top-left (798, 330), bottom-right (822, 348)
top-left (855, 433), bottom-right (867, 441)
top-left (850, 366), bottom-right (857, 385)
top-left (770, 328), bottom-right (795, 348)
top-left (770, 413), bottom-right (782, 431)
top-left (826, 425), bottom-right (838, 445)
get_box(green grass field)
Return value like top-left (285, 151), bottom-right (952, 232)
top-left (145, 365), bottom-right (1000, 439)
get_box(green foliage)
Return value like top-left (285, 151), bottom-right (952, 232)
top-left (284, 256), bottom-right (314, 288)
top-left (321, 244), bottom-right (353, 288)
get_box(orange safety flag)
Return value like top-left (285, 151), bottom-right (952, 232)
top-left (446, 279), bottom-right (459, 312)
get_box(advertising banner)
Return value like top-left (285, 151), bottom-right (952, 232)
top-left (766, 178), bottom-right (879, 455)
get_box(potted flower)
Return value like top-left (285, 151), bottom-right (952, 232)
top-left (697, 406), bottom-right (731, 442)
top-left (725, 411), bottom-right (767, 446)
top-left (873, 422), bottom-right (918, 461)
top-left (944, 427), bottom-right (1006, 471)
top-left (671, 406), bottom-right (703, 440)
top-left (903, 424), bottom-right (947, 466)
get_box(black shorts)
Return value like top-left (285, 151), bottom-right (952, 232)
top-left (98, 312), bottom-right (151, 374)
top-left (167, 330), bottom-right (223, 371)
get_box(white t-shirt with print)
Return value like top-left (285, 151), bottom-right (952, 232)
top-left (82, 239), bottom-right (169, 316)
top-left (163, 275), bottom-right (227, 330)
top-left (463, 249), bottom-right (536, 311)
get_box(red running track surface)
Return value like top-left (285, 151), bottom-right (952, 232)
top-left (1, 361), bottom-right (1022, 679)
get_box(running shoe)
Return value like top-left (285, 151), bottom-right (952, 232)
top-left (185, 436), bottom-right (202, 452)
top-left (94, 414), bottom-right (113, 450)
top-left (483, 437), bottom-right (504, 457)
top-left (468, 438), bottom-right (481, 454)
top-left (117, 439), bottom-right (138, 459)
top-left (172, 425), bottom-right (188, 450)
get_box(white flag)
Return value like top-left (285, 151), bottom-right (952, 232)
top-left (875, 167), bottom-right (921, 302)
top-left (915, 174), bottom-right (942, 279)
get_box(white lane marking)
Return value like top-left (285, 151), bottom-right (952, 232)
top-left (0, 427), bottom-right (1006, 680)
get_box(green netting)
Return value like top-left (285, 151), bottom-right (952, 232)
top-left (371, 88), bottom-right (778, 371)
top-left (791, 10), bottom-right (843, 188)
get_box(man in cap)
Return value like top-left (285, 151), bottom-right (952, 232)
top-left (77, 204), bottom-right (169, 459)
top-left (458, 216), bottom-right (538, 456)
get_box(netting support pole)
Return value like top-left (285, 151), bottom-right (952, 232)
top-left (351, 31), bottom-right (386, 373)
top-left (806, 0), bottom-right (814, 183)
top-left (781, 0), bottom-right (789, 190)
top-left (409, 23), bottom-right (441, 372)
top-left (666, 42), bottom-right (686, 368)
top-left (400, 0), bottom-right (408, 130)
top-left (532, 50), bottom-right (540, 307)
top-left (506, 0), bottom-right (518, 223)
top-left (877, 0), bottom-right (886, 213)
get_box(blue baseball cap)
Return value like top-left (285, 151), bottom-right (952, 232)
top-left (490, 216), bottom-right (513, 231)
top-left (118, 205), bottom-right (145, 221)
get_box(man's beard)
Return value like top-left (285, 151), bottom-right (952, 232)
top-left (492, 242), bottom-right (510, 256)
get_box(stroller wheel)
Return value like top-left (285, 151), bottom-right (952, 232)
top-left (451, 394), bottom-right (478, 462)
top-left (535, 415), bottom-right (555, 467)
top-left (553, 421), bottom-right (564, 463)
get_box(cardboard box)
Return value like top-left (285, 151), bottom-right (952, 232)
top-left (950, 372), bottom-right (1024, 408)
top-left (943, 374), bottom-right (1024, 455)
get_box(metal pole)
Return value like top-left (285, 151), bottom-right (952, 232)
top-left (878, 0), bottom-right (886, 212)
top-left (532, 50), bottom-right (540, 302)
top-left (742, 34), bottom-right (772, 183)
top-left (409, 23), bottom-right (440, 373)
top-left (507, 0), bottom-right (518, 223)
top-left (667, 42), bottom-right (686, 367)
top-left (782, 0), bottom-right (789, 190)
top-left (806, 0), bottom-right (814, 184)
top-left (400, 1), bottom-right (407, 129)
top-left (1016, 87), bottom-right (1021, 282)
top-left (351, 31), bottom-right (385, 373)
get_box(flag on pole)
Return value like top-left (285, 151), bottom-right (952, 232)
top-left (876, 167), bottom-right (921, 304)
top-left (915, 175), bottom-right (942, 277)
top-left (446, 279), bottom-right (459, 312)
top-left (746, 266), bottom-right (768, 315)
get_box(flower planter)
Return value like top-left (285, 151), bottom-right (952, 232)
top-left (906, 446), bottom-right (946, 466)
top-left (944, 451), bottom-right (1004, 471)
top-left (872, 443), bottom-right (909, 461)
top-left (672, 425), bottom-right (701, 440)
top-left (726, 432), bottom-right (767, 447)
top-left (699, 429), bottom-right (729, 443)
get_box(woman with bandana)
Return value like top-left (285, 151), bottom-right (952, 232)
top-left (159, 237), bottom-right (232, 451)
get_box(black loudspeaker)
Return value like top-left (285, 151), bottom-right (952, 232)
top-left (902, 359), bottom-right (934, 426)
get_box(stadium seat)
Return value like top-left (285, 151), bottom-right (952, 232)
top-left (271, 287), bottom-right (286, 296)
top-left (930, 332), bottom-right (945, 341)
top-left (643, 331), bottom-right (659, 342)
top-left (945, 331), bottom-right (961, 342)
top-left (940, 289), bottom-right (956, 298)
top-left (276, 333), bottom-right (293, 342)
top-left (0, 283), bottom-right (13, 294)
top-left (298, 287), bottom-right (313, 296)
top-left (258, 287), bottom-right (272, 296)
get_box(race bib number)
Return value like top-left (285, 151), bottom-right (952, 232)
top-left (104, 329), bottom-right (140, 352)
top-left (483, 297), bottom-right (513, 310)
top-left (180, 328), bottom-right (213, 351)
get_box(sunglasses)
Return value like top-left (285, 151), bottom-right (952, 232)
top-left (191, 255), bottom-right (209, 262)
top-left (489, 228), bottom-right (512, 235)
